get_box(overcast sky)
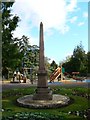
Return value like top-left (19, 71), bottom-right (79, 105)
top-left (11, 0), bottom-right (88, 64)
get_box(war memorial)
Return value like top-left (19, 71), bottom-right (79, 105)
top-left (17, 22), bottom-right (70, 108)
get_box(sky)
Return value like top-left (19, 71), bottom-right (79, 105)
top-left (11, 0), bottom-right (88, 64)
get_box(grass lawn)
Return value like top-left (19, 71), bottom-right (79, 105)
top-left (2, 86), bottom-right (90, 120)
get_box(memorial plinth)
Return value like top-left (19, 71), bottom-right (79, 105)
top-left (33, 22), bottom-right (52, 100)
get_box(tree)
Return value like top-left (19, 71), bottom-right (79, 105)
top-left (24, 45), bottom-right (39, 68)
top-left (44, 57), bottom-right (51, 78)
top-left (49, 60), bottom-right (58, 73)
top-left (2, 2), bottom-right (20, 70)
top-left (87, 51), bottom-right (90, 74)
top-left (63, 42), bottom-right (87, 76)
top-left (13, 35), bottom-right (30, 71)
top-left (19, 44), bottom-right (39, 78)
top-left (72, 42), bottom-right (87, 76)
top-left (2, 2), bottom-right (40, 73)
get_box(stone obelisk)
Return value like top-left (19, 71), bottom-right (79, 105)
top-left (33, 22), bottom-right (52, 100)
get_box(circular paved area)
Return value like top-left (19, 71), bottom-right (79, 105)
top-left (17, 94), bottom-right (70, 108)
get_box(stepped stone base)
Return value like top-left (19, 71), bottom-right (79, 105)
top-left (33, 87), bottom-right (52, 100)
top-left (17, 94), bottom-right (70, 108)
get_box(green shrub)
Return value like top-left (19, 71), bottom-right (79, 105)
top-left (2, 112), bottom-right (64, 120)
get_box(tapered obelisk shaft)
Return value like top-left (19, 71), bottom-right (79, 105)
top-left (33, 22), bottom-right (52, 100)
top-left (37, 22), bottom-right (47, 88)
top-left (39, 22), bottom-right (45, 71)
